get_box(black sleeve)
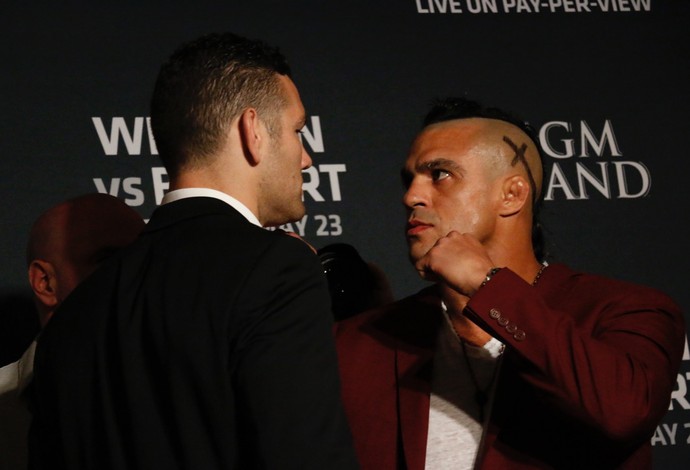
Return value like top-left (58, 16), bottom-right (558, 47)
top-left (232, 235), bottom-right (359, 469)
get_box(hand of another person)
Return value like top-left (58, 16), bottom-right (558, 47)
top-left (415, 231), bottom-right (495, 297)
top-left (281, 230), bottom-right (317, 254)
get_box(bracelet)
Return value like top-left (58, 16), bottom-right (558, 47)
top-left (480, 267), bottom-right (502, 288)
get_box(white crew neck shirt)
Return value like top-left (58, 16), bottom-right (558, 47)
top-left (424, 305), bottom-right (504, 469)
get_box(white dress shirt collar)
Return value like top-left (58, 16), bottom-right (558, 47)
top-left (161, 188), bottom-right (261, 227)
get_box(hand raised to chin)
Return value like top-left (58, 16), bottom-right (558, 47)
top-left (415, 231), bottom-right (495, 297)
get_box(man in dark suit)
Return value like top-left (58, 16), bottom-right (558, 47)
top-left (335, 97), bottom-right (685, 469)
top-left (29, 33), bottom-right (357, 469)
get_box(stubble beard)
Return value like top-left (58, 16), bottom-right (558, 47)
top-left (261, 183), bottom-right (305, 227)
top-left (407, 236), bottom-right (429, 267)
top-left (407, 224), bottom-right (445, 268)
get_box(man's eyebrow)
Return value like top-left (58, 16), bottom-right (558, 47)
top-left (401, 158), bottom-right (461, 186)
top-left (417, 158), bottom-right (461, 173)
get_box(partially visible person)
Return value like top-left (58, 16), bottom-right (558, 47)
top-left (26, 193), bottom-right (146, 328)
top-left (335, 97), bottom-right (685, 469)
top-left (0, 296), bottom-right (38, 369)
top-left (0, 193), bottom-right (144, 470)
top-left (29, 32), bottom-right (357, 470)
top-left (317, 243), bottom-right (393, 321)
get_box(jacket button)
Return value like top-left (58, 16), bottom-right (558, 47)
top-left (497, 316), bottom-right (509, 326)
top-left (489, 308), bottom-right (501, 319)
top-left (513, 330), bottom-right (526, 341)
top-left (506, 324), bottom-right (517, 333)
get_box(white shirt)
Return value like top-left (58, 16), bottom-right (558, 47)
top-left (424, 306), bottom-right (504, 470)
top-left (161, 188), bottom-right (261, 227)
top-left (0, 340), bottom-right (35, 396)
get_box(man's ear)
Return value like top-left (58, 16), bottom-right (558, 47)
top-left (238, 107), bottom-right (264, 167)
top-left (499, 175), bottom-right (530, 217)
top-left (28, 260), bottom-right (59, 309)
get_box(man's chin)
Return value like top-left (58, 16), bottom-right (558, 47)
top-left (265, 204), bottom-right (305, 227)
top-left (287, 204), bottom-right (306, 223)
top-left (406, 243), bottom-right (426, 266)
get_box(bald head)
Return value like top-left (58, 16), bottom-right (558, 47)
top-left (27, 193), bottom-right (145, 325)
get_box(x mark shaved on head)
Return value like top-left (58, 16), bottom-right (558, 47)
top-left (503, 135), bottom-right (538, 203)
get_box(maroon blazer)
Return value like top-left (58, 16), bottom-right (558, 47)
top-left (335, 263), bottom-right (685, 469)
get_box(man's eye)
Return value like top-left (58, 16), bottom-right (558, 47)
top-left (431, 169), bottom-right (450, 181)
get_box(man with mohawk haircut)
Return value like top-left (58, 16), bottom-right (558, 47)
top-left (335, 97), bottom-right (684, 469)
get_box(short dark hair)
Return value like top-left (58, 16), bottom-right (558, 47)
top-left (150, 32), bottom-right (292, 178)
top-left (422, 96), bottom-right (548, 261)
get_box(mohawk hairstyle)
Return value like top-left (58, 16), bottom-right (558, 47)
top-left (423, 97), bottom-right (539, 146)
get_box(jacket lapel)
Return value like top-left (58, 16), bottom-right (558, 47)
top-left (390, 288), bottom-right (442, 470)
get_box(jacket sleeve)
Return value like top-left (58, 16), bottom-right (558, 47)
top-left (231, 234), bottom-right (359, 469)
top-left (464, 266), bottom-right (685, 444)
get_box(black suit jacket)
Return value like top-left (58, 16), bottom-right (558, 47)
top-left (29, 197), bottom-right (357, 469)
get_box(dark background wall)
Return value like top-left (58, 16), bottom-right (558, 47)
top-left (2, 1), bottom-right (688, 467)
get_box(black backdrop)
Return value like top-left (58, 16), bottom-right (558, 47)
top-left (2, 1), bottom-right (689, 467)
